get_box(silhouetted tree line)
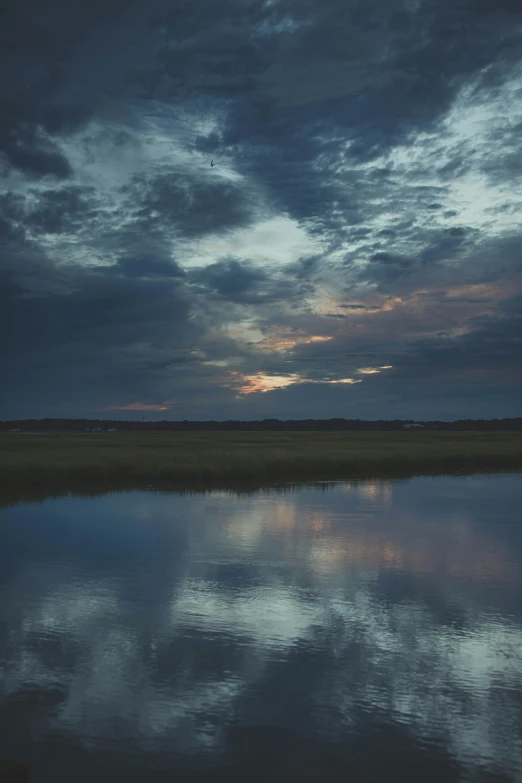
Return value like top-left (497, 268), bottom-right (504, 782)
top-left (1, 417), bottom-right (522, 431)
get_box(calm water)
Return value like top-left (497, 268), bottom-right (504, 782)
top-left (0, 475), bottom-right (521, 783)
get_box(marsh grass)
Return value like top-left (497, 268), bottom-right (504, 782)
top-left (2, 431), bottom-right (521, 490)
top-left (0, 430), bottom-right (521, 510)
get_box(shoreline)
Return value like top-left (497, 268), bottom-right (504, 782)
top-left (1, 432), bottom-right (521, 506)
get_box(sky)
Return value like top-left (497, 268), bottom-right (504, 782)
top-left (1, 0), bottom-right (522, 421)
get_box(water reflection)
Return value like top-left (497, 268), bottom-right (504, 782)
top-left (0, 475), bottom-right (521, 782)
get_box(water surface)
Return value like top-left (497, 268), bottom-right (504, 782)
top-left (0, 474), bottom-right (521, 782)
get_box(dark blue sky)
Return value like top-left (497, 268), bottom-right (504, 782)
top-left (2, 0), bottom-right (521, 420)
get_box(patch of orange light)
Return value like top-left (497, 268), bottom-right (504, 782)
top-left (313, 293), bottom-right (405, 317)
top-left (258, 333), bottom-right (333, 353)
top-left (342, 304), bottom-right (375, 313)
top-left (444, 283), bottom-right (499, 300)
top-left (227, 371), bottom-right (367, 395)
top-left (380, 296), bottom-right (404, 311)
top-left (105, 402), bottom-right (172, 411)
top-left (304, 335), bottom-right (332, 343)
top-left (310, 522), bottom-right (518, 583)
top-left (258, 337), bottom-right (301, 352)
top-left (310, 514), bottom-right (331, 534)
top-left (232, 372), bottom-right (302, 394)
top-left (356, 366), bottom-right (393, 375)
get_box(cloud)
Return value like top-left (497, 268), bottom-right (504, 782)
top-left (2, 481), bottom-right (521, 771)
top-left (1, 258), bottom-right (200, 415)
top-left (112, 256), bottom-right (185, 278)
top-left (188, 256), bottom-right (301, 305)
top-left (191, 256), bottom-right (268, 297)
top-left (127, 170), bottom-right (260, 239)
top-left (105, 402), bottom-right (175, 411)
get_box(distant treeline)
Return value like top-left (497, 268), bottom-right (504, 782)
top-left (1, 417), bottom-right (522, 431)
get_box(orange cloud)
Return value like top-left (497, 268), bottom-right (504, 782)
top-left (256, 332), bottom-right (333, 353)
top-left (258, 337), bottom-right (301, 352)
top-left (230, 372), bottom-right (302, 395)
top-left (356, 366), bottom-right (393, 375)
top-left (226, 371), bottom-right (364, 396)
top-left (304, 335), bottom-right (333, 344)
top-left (104, 402), bottom-right (174, 411)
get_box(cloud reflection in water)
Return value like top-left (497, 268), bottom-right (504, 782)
top-left (0, 475), bottom-right (521, 780)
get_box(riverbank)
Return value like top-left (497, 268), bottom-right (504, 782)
top-left (2, 431), bottom-right (521, 491)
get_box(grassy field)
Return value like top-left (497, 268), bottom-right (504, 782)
top-left (1, 431), bottom-right (521, 494)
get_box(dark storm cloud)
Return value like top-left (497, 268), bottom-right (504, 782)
top-left (191, 257), bottom-right (266, 298)
top-left (3, 265), bottom-right (191, 352)
top-left (1, 254), bottom-right (199, 414)
top-left (412, 307), bottom-right (522, 376)
top-left (418, 229), bottom-right (474, 265)
top-left (21, 187), bottom-right (97, 235)
top-left (113, 256), bottom-right (185, 278)
top-left (370, 252), bottom-right (412, 266)
top-left (352, 224), bottom-right (478, 292)
top-left (0, 0), bottom-right (142, 178)
top-left (189, 257), bottom-right (296, 304)
top-left (347, 303), bottom-right (522, 419)
top-left (0, 120), bottom-right (72, 180)
top-left (284, 254), bottom-right (322, 281)
top-left (356, 251), bottom-right (415, 286)
top-left (127, 171), bottom-right (259, 238)
top-left (0, 195), bottom-right (25, 243)
top-left (214, 0), bottom-right (522, 245)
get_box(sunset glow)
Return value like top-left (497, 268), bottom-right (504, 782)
top-left (227, 372), bottom-right (366, 395)
top-left (105, 402), bottom-right (173, 411)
